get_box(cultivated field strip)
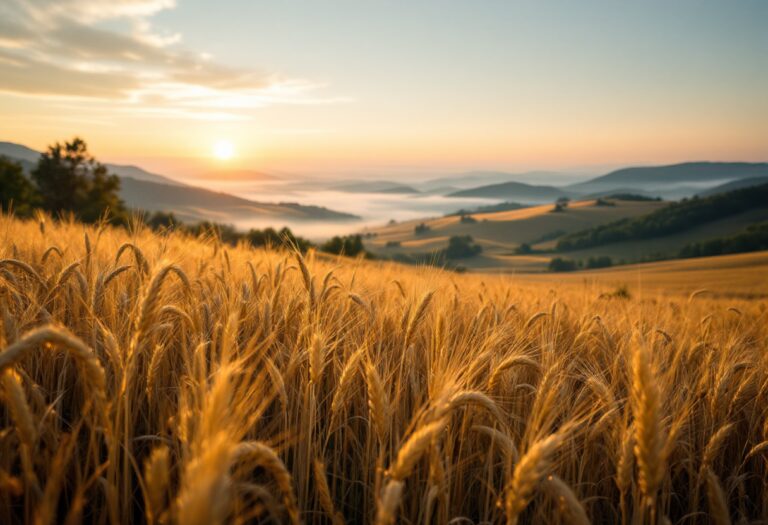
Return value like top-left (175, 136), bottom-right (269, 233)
top-left (0, 213), bottom-right (766, 524)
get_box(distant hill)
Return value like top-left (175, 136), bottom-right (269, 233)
top-left (332, 181), bottom-right (420, 194)
top-left (583, 188), bottom-right (659, 199)
top-left (569, 162), bottom-right (768, 194)
top-left (1, 141), bottom-right (358, 224)
top-left (119, 177), bottom-right (359, 223)
top-left (697, 176), bottom-right (768, 197)
top-left (556, 182), bottom-right (768, 251)
top-left (448, 181), bottom-right (575, 202)
top-left (104, 164), bottom-right (183, 186)
top-left (0, 142), bottom-right (39, 163)
top-left (421, 170), bottom-right (589, 191)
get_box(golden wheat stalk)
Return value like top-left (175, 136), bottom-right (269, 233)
top-left (543, 475), bottom-right (590, 525)
top-left (366, 361), bottom-right (391, 444)
top-left (233, 441), bottom-right (300, 525)
top-left (504, 432), bottom-right (565, 525)
top-left (630, 341), bottom-right (666, 506)
top-left (313, 459), bottom-right (345, 525)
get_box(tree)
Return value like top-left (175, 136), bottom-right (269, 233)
top-left (515, 243), bottom-right (532, 255)
top-left (548, 257), bottom-right (577, 272)
top-left (321, 234), bottom-right (368, 257)
top-left (444, 235), bottom-right (482, 259)
top-left (0, 156), bottom-right (39, 216)
top-left (31, 138), bottom-right (126, 222)
top-left (414, 223), bottom-right (430, 235)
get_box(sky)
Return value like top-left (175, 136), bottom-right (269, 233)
top-left (1, 0), bottom-right (767, 179)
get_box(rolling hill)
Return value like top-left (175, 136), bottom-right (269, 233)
top-left (447, 181), bottom-right (574, 202)
top-left (364, 198), bottom-right (668, 259)
top-left (556, 182), bottom-right (768, 251)
top-left (568, 161), bottom-right (768, 194)
top-left (421, 170), bottom-right (591, 190)
top-left (697, 176), bottom-right (768, 197)
top-left (332, 180), bottom-right (421, 194)
top-left (118, 177), bottom-right (359, 223)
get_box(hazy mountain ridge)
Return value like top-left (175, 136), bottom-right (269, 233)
top-left (567, 162), bottom-right (768, 194)
top-left (438, 162), bottom-right (768, 203)
top-left (447, 181), bottom-right (575, 201)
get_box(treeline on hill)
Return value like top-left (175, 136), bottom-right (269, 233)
top-left (0, 138), bottom-right (368, 258)
top-left (547, 223), bottom-right (768, 272)
top-left (679, 221), bottom-right (768, 258)
top-left (556, 183), bottom-right (768, 251)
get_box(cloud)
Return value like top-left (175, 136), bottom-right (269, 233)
top-left (0, 49), bottom-right (139, 97)
top-left (0, 0), bottom-right (341, 120)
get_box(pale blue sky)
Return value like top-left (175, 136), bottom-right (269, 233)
top-left (1, 0), bottom-right (766, 175)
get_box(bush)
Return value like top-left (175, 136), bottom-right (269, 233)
top-left (444, 235), bottom-right (482, 259)
top-left (414, 223), bottom-right (431, 235)
top-left (145, 211), bottom-right (180, 231)
top-left (515, 243), bottom-right (532, 255)
top-left (385, 240), bottom-right (401, 248)
top-left (459, 214), bottom-right (477, 224)
top-left (603, 193), bottom-right (661, 201)
top-left (321, 234), bottom-right (369, 257)
top-left (548, 257), bottom-right (577, 272)
top-left (586, 255), bottom-right (613, 269)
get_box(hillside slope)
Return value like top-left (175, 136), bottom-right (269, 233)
top-left (569, 161), bottom-right (768, 193)
top-left (447, 180), bottom-right (574, 201)
top-left (557, 182), bottom-right (768, 251)
top-left (365, 199), bottom-right (668, 256)
top-left (119, 177), bottom-right (359, 223)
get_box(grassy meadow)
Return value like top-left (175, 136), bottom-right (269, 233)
top-left (1, 212), bottom-right (767, 524)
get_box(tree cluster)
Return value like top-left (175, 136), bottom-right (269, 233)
top-left (1, 138), bottom-right (126, 223)
top-left (679, 221), bottom-right (768, 258)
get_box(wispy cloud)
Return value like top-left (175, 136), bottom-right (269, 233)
top-left (0, 0), bottom-right (344, 120)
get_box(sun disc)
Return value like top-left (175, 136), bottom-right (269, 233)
top-left (213, 140), bottom-right (234, 160)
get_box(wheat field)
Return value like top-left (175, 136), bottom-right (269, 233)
top-left (0, 212), bottom-right (766, 525)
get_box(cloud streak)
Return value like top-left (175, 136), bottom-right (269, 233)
top-left (0, 0), bottom-right (342, 120)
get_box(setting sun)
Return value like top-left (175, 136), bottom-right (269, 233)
top-left (213, 140), bottom-right (235, 160)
